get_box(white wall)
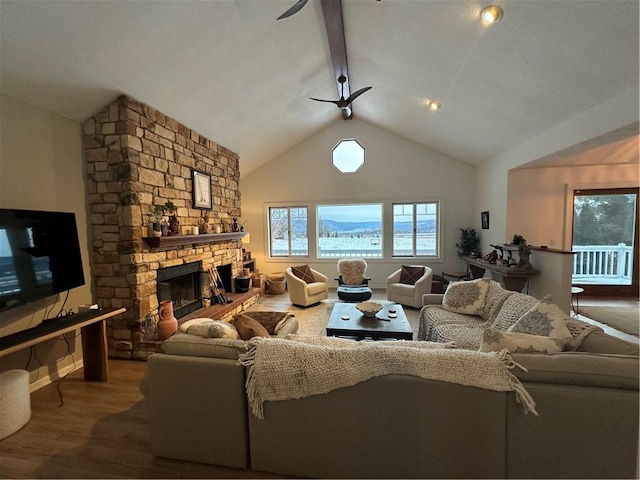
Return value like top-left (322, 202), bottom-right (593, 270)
top-left (508, 154), bottom-right (639, 250)
top-left (475, 86), bottom-right (639, 306)
top-left (240, 118), bottom-right (476, 287)
top-left (0, 94), bottom-right (93, 390)
top-left (475, 86), bottom-right (639, 253)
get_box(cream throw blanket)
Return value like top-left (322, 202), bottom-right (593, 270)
top-left (238, 336), bottom-right (537, 419)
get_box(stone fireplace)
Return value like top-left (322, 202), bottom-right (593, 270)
top-left (83, 95), bottom-right (249, 359)
top-left (157, 261), bottom-right (202, 319)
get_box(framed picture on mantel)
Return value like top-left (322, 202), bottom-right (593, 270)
top-left (192, 170), bottom-right (212, 209)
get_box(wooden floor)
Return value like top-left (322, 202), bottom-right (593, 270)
top-left (1, 289), bottom-right (636, 479)
top-left (0, 359), bottom-right (290, 479)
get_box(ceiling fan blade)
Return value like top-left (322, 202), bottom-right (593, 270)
top-left (345, 86), bottom-right (372, 105)
top-left (309, 97), bottom-right (341, 105)
top-left (277, 0), bottom-right (309, 20)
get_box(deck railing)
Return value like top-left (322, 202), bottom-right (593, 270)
top-left (572, 243), bottom-right (633, 284)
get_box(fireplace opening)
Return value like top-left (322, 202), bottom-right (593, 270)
top-left (216, 263), bottom-right (233, 293)
top-left (157, 261), bottom-right (202, 319)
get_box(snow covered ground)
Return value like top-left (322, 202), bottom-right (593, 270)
top-left (271, 235), bottom-right (436, 257)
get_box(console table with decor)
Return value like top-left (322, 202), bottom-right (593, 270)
top-left (463, 257), bottom-right (539, 293)
top-left (0, 307), bottom-right (126, 382)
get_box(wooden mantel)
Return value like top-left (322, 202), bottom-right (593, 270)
top-left (143, 232), bottom-right (247, 248)
top-left (464, 256), bottom-right (540, 293)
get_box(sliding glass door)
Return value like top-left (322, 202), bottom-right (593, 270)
top-left (572, 188), bottom-right (639, 296)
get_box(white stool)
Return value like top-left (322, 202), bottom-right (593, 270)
top-left (0, 369), bottom-right (31, 439)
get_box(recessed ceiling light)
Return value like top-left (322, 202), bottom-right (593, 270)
top-left (480, 5), bottom-right (503, 24)
top-left (428, 101), bottom-right (442, 111)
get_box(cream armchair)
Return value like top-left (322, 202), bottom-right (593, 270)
top-left (285, 266), bottom-right (329, 307)
top-left (386, 265), bottom-right (433, 308)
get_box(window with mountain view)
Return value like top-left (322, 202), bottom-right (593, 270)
top-left (392, 202), bottom-right (439, 257)
top-left (268, 206), bottom-right (308, 257)
top-left (317, 204), bottom-right (383, 258)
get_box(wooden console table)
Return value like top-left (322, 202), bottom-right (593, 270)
top-left (463, 257), bottom-right (539, 293)
top-left (0, 307), bottom-right (126, 382)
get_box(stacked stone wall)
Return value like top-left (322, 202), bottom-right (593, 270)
top-left (83, 95), bottom-right (243, 359)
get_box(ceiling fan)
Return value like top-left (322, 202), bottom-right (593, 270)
top-left (277, 0), bottom-right (309, 20)
top-left (277, 0), bottom-right (381, 20)
top-left (309, 75), bottom-right (372, 110)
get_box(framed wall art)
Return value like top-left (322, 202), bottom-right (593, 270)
top-left (192, 170), bottom-right (212, 209)
top-left (481, 211), bottom-right (490, 230)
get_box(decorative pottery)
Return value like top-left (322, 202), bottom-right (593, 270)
top-left (157, 300), bottom-right (178, 340)
top-left (355, 301), bottom-right (383, 317)
top-left (148, 224), bottom-right (162, 237)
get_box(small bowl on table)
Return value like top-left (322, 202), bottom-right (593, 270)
top-left (355, 301), bottom-right (383, 318)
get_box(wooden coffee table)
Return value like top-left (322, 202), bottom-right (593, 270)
top-left (326, 303), bottom-right (413, 341)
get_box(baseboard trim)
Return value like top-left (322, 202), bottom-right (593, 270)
top-left (29, 359), bottom-right (84, 393)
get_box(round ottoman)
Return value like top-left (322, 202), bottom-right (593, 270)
top-left (0, 369), bottom-right (31, 440)
top-left (337, 285), bottom-right (373, 302)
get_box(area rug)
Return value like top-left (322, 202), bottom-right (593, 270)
top-left (248, 297), bottom-right (422, 339)
top-left (579, 306), bottom-right (639, 337)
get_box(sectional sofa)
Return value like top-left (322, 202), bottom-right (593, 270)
top-left (145, 283), bottom-right (639, 479)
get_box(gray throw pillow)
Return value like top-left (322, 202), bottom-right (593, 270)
top-left (508, 294), bottom-right (572, 339)
top-left (442, 278), bottom-right (491, 315)
top-left (479, 328), bottom-right (573, 354)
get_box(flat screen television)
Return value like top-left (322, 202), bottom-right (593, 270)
top-left (0, 208), bottom-right (85, 315)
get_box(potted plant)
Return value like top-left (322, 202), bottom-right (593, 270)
top-left (456, 227), bottom-right (480, 258)
top-left (148, 201), bottom-right (177, 237)
top-left (511, 234), bottom-right (527, 245)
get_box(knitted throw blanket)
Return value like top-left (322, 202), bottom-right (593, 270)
top-left (238, 337), bottom-right (537, 419)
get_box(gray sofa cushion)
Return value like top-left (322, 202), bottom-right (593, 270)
top-left (512, 351), bottom-right (639, 390)
top-left (576, 329), bottom-right (640, 356)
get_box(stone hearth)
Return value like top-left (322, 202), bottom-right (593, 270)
top-left (83, 95), bottom-right (249, 359)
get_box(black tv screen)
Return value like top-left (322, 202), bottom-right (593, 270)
top-left (0, 208), bottom-right (85, 314)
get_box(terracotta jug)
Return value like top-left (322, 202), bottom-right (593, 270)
top-left (157, 300), bottom-right (178, 340)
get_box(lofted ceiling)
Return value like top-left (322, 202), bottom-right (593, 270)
top-left (1, 0), bottom-right (638, 177)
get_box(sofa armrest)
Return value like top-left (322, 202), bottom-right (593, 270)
top-left (422, 293), bottom-right (444, 305)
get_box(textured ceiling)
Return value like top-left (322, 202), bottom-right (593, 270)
top-left (1, 0), bottom-right (638, 176)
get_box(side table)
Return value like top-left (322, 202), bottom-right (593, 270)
top-left (442, 271), bottom-right (469, 283)
top-left (571, 286), bottom-right (585, 316)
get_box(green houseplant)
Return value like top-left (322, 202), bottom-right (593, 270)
top-left (149, 201), bottom-right (177, 236)
top-left (456, 227), bottom-right (481, 258)
top-left (511, 234), bottom-right (527, 245)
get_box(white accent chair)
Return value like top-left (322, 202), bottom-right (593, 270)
top-left (386, 266), bottom-right (433, 308)
top-left (285, 267), bottom-right (329, 307)
top-left (336, 258), bottom-right (372, 302)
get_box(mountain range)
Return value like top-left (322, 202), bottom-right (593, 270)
top-left (294, 219), bottom-right (436, 234)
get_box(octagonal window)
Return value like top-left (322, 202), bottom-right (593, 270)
top-left (332, 139), bottom-right (365, 173)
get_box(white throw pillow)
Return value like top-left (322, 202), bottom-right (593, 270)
top-left (479, 328), bottom-right (573, 354)
top-left (181, 318), bottom-right (239, 339)
top-left (442, 278), bottom-right (491, 315)
top-left (508, 294), bottom-right (572, 339)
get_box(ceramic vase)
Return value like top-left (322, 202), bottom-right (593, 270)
top-left (157, 300), bottom-right (178, 340)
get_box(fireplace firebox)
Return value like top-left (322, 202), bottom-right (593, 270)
top-left (157, 261), bottom-right (203, 319)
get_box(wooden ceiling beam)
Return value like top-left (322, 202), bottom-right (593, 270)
top-left (320, 0), bottom-right (352, 119)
